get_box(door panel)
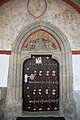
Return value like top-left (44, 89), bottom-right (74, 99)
top-left (23, 55), bottom-right (59, 111)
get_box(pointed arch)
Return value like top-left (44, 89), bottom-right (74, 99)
top-left (12, 21), bottom-right (71, 54)
top-left (7, 21), bottom-right (76, 119)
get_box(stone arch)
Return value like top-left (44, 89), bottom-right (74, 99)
top-left (6, 21), bottom-right (76, 120)
top-left (12, 21), bottom-right (70, 53)
top-left (11, 21), bottom-right (72, 97)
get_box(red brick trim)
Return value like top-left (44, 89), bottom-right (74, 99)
top-left (72, 50), bottom-right (80, 54)
top-left (0, 50), bottom-right (11, 55)
top-left (63, 0), bottom-right (80, 13)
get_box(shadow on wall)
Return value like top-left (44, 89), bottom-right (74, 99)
top-left (0, 87), bottom-right (7, 120)
top-left (74, 90), bottom-right (80, 120)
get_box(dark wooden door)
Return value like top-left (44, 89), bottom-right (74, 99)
top-left (23, 55), bottom-right (59, 111)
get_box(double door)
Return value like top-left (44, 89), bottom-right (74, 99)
top-left (23, 55), bottom-right (59, 111)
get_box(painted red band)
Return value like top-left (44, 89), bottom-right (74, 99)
top-left (72, 50), bottom-right (80, 54)
top-left (0, 50), bottom-right (80, 55)
top-left (0, 50), bottom-right (12, 55)
top-left (63, 0), bottom-right (80, 13)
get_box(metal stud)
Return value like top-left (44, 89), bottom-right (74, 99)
top-left (46, 71), bottom-right (49, 73)
top-left (27, 95), bottom-right (30, 97)
top-left (39, 92), bottom-right (41, 95)
top-left (52, 92), bottom-right (55, 95)
top-left (45, 89), bottom-right (48, 91)
top-left (39, 108), bottom-right (42, 110)
top-left (46, 91), bottom-right (48, 94)
top-left (46, 57), bottom-right (49, 59)
top-left (32, 56), bottom-right (35, 58)
top-left (52, 89), bottom-right (56, 92)
top-left (29, 101), bottom-right (32, 103)
top-left (34, 108), bottom-right (36, 111)
top-left (39, 71), bottom-right (42, 73)
top-left (39, 89), bottom-right (41, 91)
top-left (28, 106), bottom-right (30, 109)
top-left (39, 73), bottom-right (42, 76)
top-left (52, 89), bottom-right (56, 95)
top-left (54, 107), bottom-right (57, 110)
top-left (34, 89), bottom-right (36, 91)
top-left (33, 92), bottom-right (35, 94)
top-left (30, 63), bottom-right (31, 65)
top-left (34, 74), bottom-right (36, 76)
top-left (52, 73), bottom-right (56, 76)
top-left (25, 78), bottom-right (27, 83)
top-left (34, 71), bottom-right (37, 73)
top-left (27, 68), bottom-right (29, 70)
top-left (46, 73), bottom-right (49, 76)
top-left (47, 108), bottom-right (50, 110)
top-left (52, 70), bottom-right (56, 73)
top-left (45, 89), bottom-right (49, 94)
top-left (27, 87), bottom-right (29, 89)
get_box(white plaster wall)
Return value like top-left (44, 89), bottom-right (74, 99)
top-left (72, 55), bottom-right (80, 120)
top-left (72, 55), bottom-right (80, 90)
top-left (73, 55), bottom-right (80, 120)
top-left (0, 55), bottom-right (9, 87)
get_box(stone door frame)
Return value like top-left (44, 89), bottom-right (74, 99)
top-left (6, 21), bottom-right (76, 120)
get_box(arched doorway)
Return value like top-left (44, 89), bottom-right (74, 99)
top-left (23, 55), bottom-right (59, 111)
top-left (6, 22), bottom-right (76, 120)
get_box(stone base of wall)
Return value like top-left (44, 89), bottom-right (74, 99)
top-left (4, 99), bottom-right (21, 120)
top-left (0, 100), bottom-right (5, 120)
top-left (0, 88), bottom-right (7, 120)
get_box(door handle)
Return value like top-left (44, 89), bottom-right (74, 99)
top-left (24, 74), bottom-right (35, 82)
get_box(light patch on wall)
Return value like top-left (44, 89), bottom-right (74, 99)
top-left (0, 55), bottom-right (9, 87)
top-left (72, 55), bottom-right (80, 90)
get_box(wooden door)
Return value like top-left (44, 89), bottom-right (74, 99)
top-left (23, 55), bottom-right (59, 111)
